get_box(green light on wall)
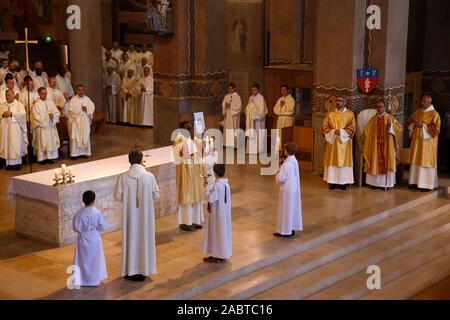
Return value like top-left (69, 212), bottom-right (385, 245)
top-left (43, 36), bottom-right (53, 44)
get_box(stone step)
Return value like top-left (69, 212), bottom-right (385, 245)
top-left (250, 207), bottom-right (450, 300)
top-left (193, 199), bottom-right (450, 300)
top-left (306, 232), bottom-right (450, 300)
top-left (127, 190), bottom-right (443, 300)
top-left (361, 253), bottom-right (450, 300)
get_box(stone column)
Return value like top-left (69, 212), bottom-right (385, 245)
top-left (153, 0), bottom-right (227, 146)
top-left (312, 0), bottom-right (409, 173)
top-left (67, 0), bottom-right (104, 111)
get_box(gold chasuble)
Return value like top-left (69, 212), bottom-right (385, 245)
top-left (173, 134), bottom-right (206, 206)
top-left (408, 107), bottom-right (441, 169)
top-left (362, 114), bottom-right (403, 176)
top-left (322, 109), bottom-right (356, 168)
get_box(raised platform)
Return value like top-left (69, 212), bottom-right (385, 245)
top-left (30, 165), bottom-right (450, 300)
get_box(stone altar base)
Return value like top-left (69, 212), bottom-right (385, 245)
top-left (11, 148), bottom-right (177, 247)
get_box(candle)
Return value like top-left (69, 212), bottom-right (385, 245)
top-left (210, 138), bottom-right (214, 148)
top-left (61, 164), bottom-right (66, 176)
top-left (54, 170), bottom-right (59, 180)
top-left (68, 166), bottom-right (73, 178)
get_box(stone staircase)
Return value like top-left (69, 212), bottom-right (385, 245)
top-left (187, 190), bottom-right (450, 300)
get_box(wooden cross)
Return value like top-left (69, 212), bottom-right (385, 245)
top-left (15, 28), bottom-right (38, 71)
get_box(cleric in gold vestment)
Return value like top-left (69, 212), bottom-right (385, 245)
top-left (362, 100), bottom-right (403, 189)
top-left (173, 121), bottom-right (206, 232)
top-left (407, 96), bottom-right (441, 190)
top-left (322, 97), bottom-right (356, 190)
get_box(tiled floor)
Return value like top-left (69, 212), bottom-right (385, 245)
top-left (0, 125), bottom-right (448, 300)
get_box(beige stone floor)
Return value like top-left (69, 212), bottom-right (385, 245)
top-left (0, 125), bottom-right (448, 300)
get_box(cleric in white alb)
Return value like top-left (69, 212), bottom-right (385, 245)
top-left (0, 89), bottom-right (28, 170)
top-left (68, 84), bottom-right (95, 159)
top-left (274, 143), bottom-right (303, 238)
top-left (116, 150), bottom-right (160, 281)
top-left (31, 87), bottom-right (60, 163)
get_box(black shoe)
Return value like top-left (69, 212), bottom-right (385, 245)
top-left (409, 184), bottom-right (418, 190)
top-left (47, 159), bottom-right (55, 164)
top-left (71, 157), bottom-right (78, 160)
top-left (273, 233), bottom-right (293, 238)
top-left (338, 185), bottom-right (348, 191)
top-left (38, 161), bottom-right (47, 165)
top-left (5, 166), bottom-right (14, 171)
top-left (80, 155), bottom-right (89, 159)
top-left (328, 184), bottom-right (336, 190)
top-left (179, 224), bottom-right (194, 232)
top-left (14, 165), bottom-right (21, 171)
top-left (124, 274), bottom-right (146, 282)
top-left (192, 224), bottom-right (203, 230)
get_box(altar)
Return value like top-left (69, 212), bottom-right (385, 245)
top-left (7, 146), bottom-right (177, 247)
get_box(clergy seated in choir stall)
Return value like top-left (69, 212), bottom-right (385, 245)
top-left (19, 76), bottom-right (39, 113)
top-left (361, 100), bottom-right (403, 190)
top-left (72, 191), bottom-right (108, 287)
top-left (138, 66), bottom-right (154, 127)
top-left (56, 65), bottom-right (75, 100)
top-left (173, 121), bottom-right (206, 232)
top-left (68, 85), bottom-right (95, 159)
top-left (322, 97), bottom-right (356, 190)
top-left (245, 84), bottom-right (268, 155)
top-left (121, 68), bottom-right (140, 125)
top-left (222, 82), bottom-right (242, 148)
top-left (407, 95), bottom-right (441, 191)
top-left (111, 41), bottom-right (123, 62)
top-left (0, 75), bottom-right (20, 105)
top-left (203, 164), bottom-right (232, 264)
top-left (0, 90), bottom-right (28, 171)
top-left (116, 150), bottom-right (160, 282)
top-left (273, 85), bottom-right (295, 150)
top-left (30, 61), bottom-right (49, 90)
top-left (46, 76), bottom-right (68, 115)
top-left (102, 50), bottom-right (119, 74)
top-left (103, 66), bottom-right (121, 124)
top-left (31, 87), bottom-right (61, 164)
top-left (274, 143), bottom-right (303, 238)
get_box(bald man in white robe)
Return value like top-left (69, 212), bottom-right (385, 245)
top-left (68, 85), bottom-right (95, 159)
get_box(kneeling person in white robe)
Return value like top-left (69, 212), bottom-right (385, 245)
top-left (274, 143), bottom-right (303, 238)
top-left (31, 88), bottom-right (61, 163)
top-left (72, 191), bottom-right (108, 287)
top-left (203, 164), bottom-right (232, 263)
top-left (68, 85), bottom-right (95, 159)
top-left (116, 150), bottom-right (160, 281)
top-left (0, 90), bottom-right (27, 170)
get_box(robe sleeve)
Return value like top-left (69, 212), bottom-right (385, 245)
top-left (277, 98), bottom-right (295, 116)
top-left (151, 175), bottom-right (161, 201)
top-left (221, 96), bottom-right (227, 116)
top-left (322, 113), bottom-right (333, 136)
top-left (231, 96), bottom-right (242, 116)
top-left (115, 175), bottom-right (123, 202)
top-left (208, 185), bottom-right (220, 204)
top-left (72, 211), bottom-right (81, 233)
top-left (97, 211), bottom-right (107, 232)
top-left (31, 102), bottom-right (49, 129)
top-left (344, 113), bottom-right (356, 138)
top-left (275, 162), bottom-right (288, 185)
top-left (426, 112), bottom-right (441, 138)
top-left (273, 99), bottom-right (281, 116)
